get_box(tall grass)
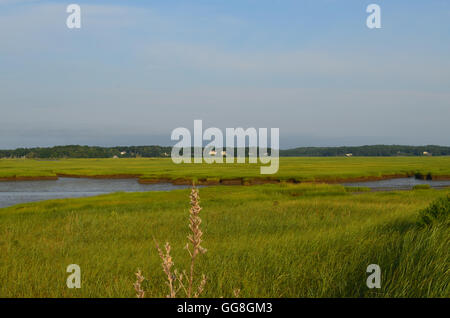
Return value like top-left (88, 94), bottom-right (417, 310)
top-left (418, 194), bottom-right (449, 226)
top-left (138, 186), bottom-right (207, 298)
top-left (133, 269), bottom-right (145, 298)
top-left (0, 184), bottom-right (448, 297)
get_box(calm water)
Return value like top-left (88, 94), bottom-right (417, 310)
top-left (0, 178), bottom-right (190, 208)
top-left (342, 177), bottom-right (450, 191)
top-left (1, 177), bottom-right (449, 209)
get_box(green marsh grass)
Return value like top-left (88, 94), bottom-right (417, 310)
top-left (0, 184), bottom-right (448, 297)
top-left (413, 184), bottom-right (431, 190)
top-left (1, 157), bottom-right (450, 182)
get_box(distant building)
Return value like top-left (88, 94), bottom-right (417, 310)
top-left (113, 155), bottom-right (119, 159)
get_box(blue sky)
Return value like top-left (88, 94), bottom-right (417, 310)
top-left (0, 0), bottom-right (449, 148)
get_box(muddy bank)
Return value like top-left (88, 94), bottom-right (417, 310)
top-left (56, 173), bottom-right (141, 179)
top-left (139, 178), bottom-right (222, 185)
top-left (138, 177), bottom-right (172, 184)
top-left (1, 173), bottom-right (449, 184)
top-left (139, 177), bottom-right (279, 186)
top-left (0, 176), bottom-right (58, 181)
top-left (137, 173), bottom-right (450, 185)
top-left (430, 175), bottom-right (450, 181)
top-left (138, 174), bottom-right (413, 186)
top-left (414, 173), bottom-right (450, 181)
top-left (318, 173), bottom-right (411, 184)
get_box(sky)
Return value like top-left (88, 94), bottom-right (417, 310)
top-left (0, 0), bottom-right (449, 149)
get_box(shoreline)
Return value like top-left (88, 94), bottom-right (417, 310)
top-left (0, 173), bottom-right (449, 184)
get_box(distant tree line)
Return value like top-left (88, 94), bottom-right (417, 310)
top-left (280, 145), bottom-right (450, 157)
top-left (0, 145), bottom-right (172, 159)
top-left (0, 144), bottom-right (449, 159)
